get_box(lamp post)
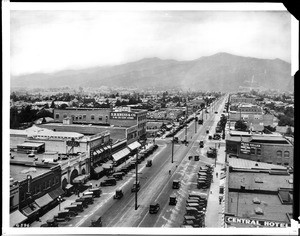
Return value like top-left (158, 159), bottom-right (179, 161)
top-left (194, 115), bottom-right (197, 134)
top-left (58, 195), bottom-right (62, 211)
top-left (171, 135), bottom-right (174, 163)
top-left (135, 149), bottom-right (139, 210)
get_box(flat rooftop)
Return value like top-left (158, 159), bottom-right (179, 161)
top-left (228, 171), bottom-right (293, 192)
top-left (228, 158), bottom-right (287, 171)
top-left (227, 191), bottom-right (292, 224)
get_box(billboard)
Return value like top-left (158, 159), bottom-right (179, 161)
top-left (240, 142), bottom-right (261, 154)
top-left (110, 112), bottom-right (136, 120)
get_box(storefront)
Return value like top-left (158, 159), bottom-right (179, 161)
top-left (112, 148), bottom-right (131, 166)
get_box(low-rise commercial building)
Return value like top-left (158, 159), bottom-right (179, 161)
top-left (226, 132), bottom-right (293, 166)
top-left (223, 158), bottom-right (293, 228)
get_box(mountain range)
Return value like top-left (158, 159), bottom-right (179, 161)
top-left (11, 52), bottom-right (294, 92)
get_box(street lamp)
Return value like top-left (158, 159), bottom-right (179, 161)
top-left (58, 196), bottom-right (62, 211)
top-left (135, 149), bottom-right (139, 210)
top-left (171, 135), bottom-right (174, 163)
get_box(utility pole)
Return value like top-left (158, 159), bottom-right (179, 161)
top-left (195, 115), bottom-right (197, 134)
top-left (135, 150), bottom-right (138, 210)
top-left (171, 135), bottom-right (174, 163)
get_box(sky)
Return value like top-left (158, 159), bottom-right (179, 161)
top-left (10, 9), bottom-right (291, 76)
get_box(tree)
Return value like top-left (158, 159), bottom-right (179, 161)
top-left (50, 100), bottom-right (56, 108)
top-left (10, 107), bottom-right (20, 128)
top-left (59, 103), bottom-right (68, 109)
top-left (234, 120), bottom-right (248, 131)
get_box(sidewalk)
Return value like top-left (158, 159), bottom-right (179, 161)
top-left (204, 145), bottom-right (226, 228)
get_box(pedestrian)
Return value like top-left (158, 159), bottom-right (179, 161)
top-left (210, 190), bottom-right (212, 194)
top-left (169, 170), bottom-right (171, 175)
top-left (216, 172), bottom-right (218, 178)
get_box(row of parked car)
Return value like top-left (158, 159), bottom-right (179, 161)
top-left (99, 144), bottom-right (158, 187)
top-left (165, 117), bottom-right (195, 138)
top-left (181, 192), bottom-right (208, 228)
top-left (40, 188), bottom-right (102, 227)
top-left (197, 165), bottom-right (214, 189)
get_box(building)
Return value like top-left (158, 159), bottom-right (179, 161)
top-left (54, 107), bottom-right (112, 125)
top-left (230, 95), bottom-right (256, 104)
top-left (10, 157), bottom-right (62, 225)
top-left (226, 132), bottom-right (294, 166)
top-left (223, 158), bottom-right (293, 228)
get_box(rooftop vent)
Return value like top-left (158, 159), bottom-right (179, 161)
top-left (255, 178), bottom-right (263, 183)
top-left (253, 197), bottom-right (261, 204)
top-left (255, 207), bottom-right (264, 215)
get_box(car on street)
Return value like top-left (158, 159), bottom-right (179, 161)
top-left (149, 203), bottom-right (160, 214)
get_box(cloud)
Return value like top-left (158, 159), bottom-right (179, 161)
top-left (10, 10), bottom-right (291, 75)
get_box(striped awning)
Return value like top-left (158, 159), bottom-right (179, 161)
top-left (94, 166), bottom-right (104, 174)
top-left (10, 210), bottom-right (28, 227)
top-left (128, 141), bottom-right (141, 151)
top-left (73, 175), bottom-right (89, 184)
top-left (21, 202), bottom-right (40, 217)
top-left (35, 194), bottom-right (53, 208)
top-left (48, 187), bottom-right (65, 199)
top-left (112, 148), bottom-right (131, 162)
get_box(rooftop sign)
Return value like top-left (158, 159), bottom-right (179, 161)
top-left (225, 216), bottom-right (288, 227)
top-left (110, 112), bottom-right (136, 120)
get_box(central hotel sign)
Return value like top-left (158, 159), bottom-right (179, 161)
top-left (110, 112), bottom-right (136, 120)
top-left (240, 142), bottom-right (261, 154)
top-left (225, 216), bottom-right (288, 227)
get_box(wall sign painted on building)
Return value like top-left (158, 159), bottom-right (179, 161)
top-left (66, 140), bottom-right (80, 147)
top-left (240, 142), bottom-right (261, 154)
top-left (110, 112), bottom-right (136, 120)
top-left (225, 216), bottom-right (288, 227)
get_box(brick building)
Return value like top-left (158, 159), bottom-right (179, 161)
top-left (226, 133), bottom-right (293, 166)
top-left (230, 96), bottom-right (256, 104)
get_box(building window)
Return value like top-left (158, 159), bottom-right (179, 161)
top-left (277, 162), bottom-right (282, 165)
top-left (257, 148), bottom-right (261, 155)
top-left (71, 115), bottom-right (75, 120)
top-left (83, 115), bottom-right (86, 120)
top-left (276, 150), bottom-right (282, 158)
top-left (284, 151), bottom-right (290, 158)
top-left (99, 116), bottom-right (103, 121)
top-left (55, 114), bottom-right (59, 119)
top-left (79, 115), bottom-right (82, 120)
top-left (91, 115), bottom-right (95, 120)
top-left (63, 114), bottom-right (67, 118)
top-left (250, 148), bottom-right (256, 155)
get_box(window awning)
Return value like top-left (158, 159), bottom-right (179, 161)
top-left (48, 187), bottom-right (65, 199)
top-left (10, 210), bottom-right (28, 227)
top-left (21, 202), bottom-right (40, 217)
top-left (94, 166), bottom-right (104, 174)
top-left (102, 163), bottom-right (113, 169)
top-left (112, 148), bottom-right (131, 162)
top-left (128, 141), bottom-right (141, 151)
top-left (65, 184), bottom-right (73, 190)
top-left (102, 146), bottom-right (109, 151)
top-left (73, 175), bottom-right (89, 183)
top-left (35, 193), bottom-right (53, 208)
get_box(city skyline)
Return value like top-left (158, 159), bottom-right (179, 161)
top-left (10, 5), bottom-right (291, 76)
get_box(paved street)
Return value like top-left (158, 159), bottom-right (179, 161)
top-left (31, 96), bottom-right (228, 228)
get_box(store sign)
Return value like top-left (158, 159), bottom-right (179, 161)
top-left (66, 140), bottom-right (80, 147)
top-left (240, 142), bottom-right (261, 154)
top-left (110, 112), bottom-right (136, 120)
top-left (225, 216), bottom-right (288, 227)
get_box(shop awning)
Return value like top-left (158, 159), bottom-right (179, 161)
top-left (21, 202), bottom-right (40, 217)
top-left (102, 146), bottom-right (109, 151)
top-left (128, 141), bottom-right (141, 151)
top-left (94, 166), bottom-right (104, 174)
top-left (10, 210), bottom-right (28, 227)
top-left (102, 163), bottom-right (113, 169)
top-left (112, 148), bottom-right (131, 162)
top-left (35, 193), bottom-right (53, 208)
top-left (73, 175), bottom-right (89, 184)
top-left (65, 184), bottom-right (73, 190)
top-left (48, 187), bottom-right (65, 199)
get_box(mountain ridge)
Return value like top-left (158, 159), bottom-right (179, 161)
top-left (11, 52), bottom-right (293, 92)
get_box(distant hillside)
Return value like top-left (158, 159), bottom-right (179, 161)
top-left (11, 52), bottom-right (293, 92)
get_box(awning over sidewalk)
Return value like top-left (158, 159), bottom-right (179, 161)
top-left (73, 175), bottom-right (89, 184)
top-left (94, 166), bottom-right (104, 174)
top-left (112, 148), bottom-right (130, 162)
top-left (65, 184), bottom-right (73, 190)
top-left (21, 202), bottom-right (40, 217)
top-left (127, 141), bottom-right (141, 151)
top-left (35, 193), bottom-right (53, 208)
top-left (10, 210), bottom-right (28, 227)
top-left (102, 163), bottom-right (113, 169)
top-left (48, 187), bottom-right (65, 199)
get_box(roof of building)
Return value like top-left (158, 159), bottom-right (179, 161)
top-left (227, 192), bottom-right (292, 224)
top-left (228, 158), bottom-right (287, 171)
top-left (228, 171), bottom-right (293, 192)
top-left (276, 126), bottom-right (294, 134)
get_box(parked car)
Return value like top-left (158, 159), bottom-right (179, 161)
top-left (89, 187), bottom-right (102, 198)
top-left (149, 203), bottom-right (160, 214)
top-left (146, 160), bottom-right (152, 167)
top-left (113, 172), bottom-right (124, 181)
top-left (100, 177), bottom-right (117, 186)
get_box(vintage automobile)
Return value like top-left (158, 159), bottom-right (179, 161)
top-left (172, 180), bottom-right (181, 189)
top-left (100, 177), bottom-right (117, 187)
top-left (146, 160), bottom-right (152, 167)
top-left (149, 203), bottom-right (160, 214)
top-left (169, 196), bottom-right (177, 206)
top-left (90, 216), bottom-right (102, 227)
top-left (113, 189), bottom-right (124, 199)
top-left (131, 181), bottom-right (140, 192)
